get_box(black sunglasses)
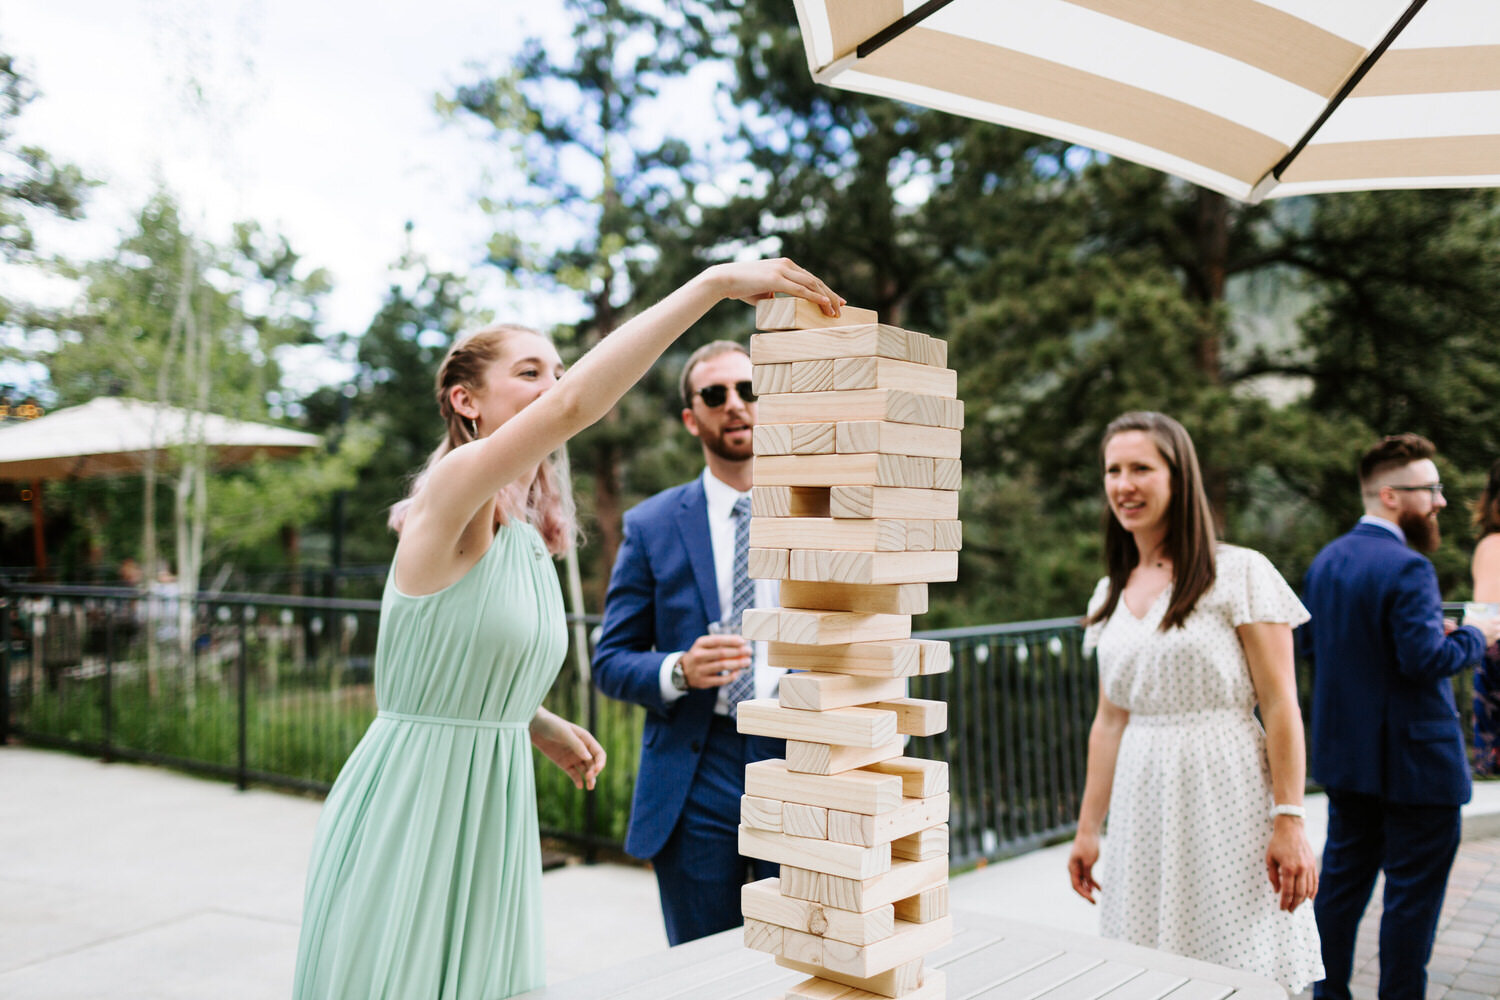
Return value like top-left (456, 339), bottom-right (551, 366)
top-left (694, 381), bottom-right (757, 407)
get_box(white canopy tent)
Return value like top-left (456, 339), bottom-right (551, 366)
top-left (0, 397), bottom-right (322, 482)
top-left (791, 0), bottom-right (1500, 203)
top-left (0, 397), bottom-right (322, 578)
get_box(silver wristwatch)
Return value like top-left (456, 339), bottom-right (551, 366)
top-left (670, 659), bottom-right (688, 692)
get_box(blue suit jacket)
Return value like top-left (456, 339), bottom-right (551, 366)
top-left (592, 478), bottom-right (733, 860)
top-left (1298, 522), bottom-right (1486, 806)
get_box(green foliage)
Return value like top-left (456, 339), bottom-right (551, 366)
top-left (440, 0), bottom-right (730, 598)
top-left (16, 189), bottom-right (347, 579)
top-left (298, 252), bottom-right (477, 569)
top-left (19, 635), bottom-right (647, 843)
top-left (0, 49), bottom-right (94, 326)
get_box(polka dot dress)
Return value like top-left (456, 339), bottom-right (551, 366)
top-left (1083, 545), bottom-right (1324, 993)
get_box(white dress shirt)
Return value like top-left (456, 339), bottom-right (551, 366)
top-left (658, 468), bottom-right (783, 712)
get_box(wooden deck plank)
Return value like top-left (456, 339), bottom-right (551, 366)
top-left (1154, 981), bottom-right (1235, 1000)
top-left (976, 952), bottom-right (1103, 999)
top-left (1091, 969), bottom-right (1191, 1000)
top-left (513, 911), bottom-right (1285, 1000)
top-left (1033, 961), bottom-right (1146, 1000)
top-left (935, 937), bottom-right (1059, 997)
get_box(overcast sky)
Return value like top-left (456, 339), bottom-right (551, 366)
top-left (2, 0), bottom-right (598, 395)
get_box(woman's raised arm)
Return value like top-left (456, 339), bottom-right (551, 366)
top-left (405, 258), bottom-right (841, 549)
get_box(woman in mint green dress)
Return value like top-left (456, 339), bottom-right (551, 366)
top-left (292, 259), bottom-right (844, 1000)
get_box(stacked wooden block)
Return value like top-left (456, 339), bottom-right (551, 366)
top-left (736, 298), bottom-right (961, 1000)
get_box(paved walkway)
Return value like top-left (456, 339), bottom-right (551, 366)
top-left (2, 743), bottom-right (1499, 999)
top-left (1349, 837), bottom-right (1500, 1000)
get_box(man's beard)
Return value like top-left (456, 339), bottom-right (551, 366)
top-left (701, 424), bottom-right (753, 463)
top-left (1398, 509), bottom-right (1441, 552)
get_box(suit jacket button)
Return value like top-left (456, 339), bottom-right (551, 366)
top-left (691, 741), bottom-right (701, 753)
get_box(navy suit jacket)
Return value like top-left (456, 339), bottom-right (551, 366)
top-left (592, 477), bottom-right (735, 860)
top-left (1298, 521), bottom-right (1486, 806)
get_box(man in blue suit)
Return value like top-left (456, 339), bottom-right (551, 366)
top-left (593, 340), bottom-right (783, 946)
top-left (1300, 433), bottom-right (1500, 1000)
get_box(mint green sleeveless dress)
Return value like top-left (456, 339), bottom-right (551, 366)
top-left (293, 520), bottom-right (566, 999)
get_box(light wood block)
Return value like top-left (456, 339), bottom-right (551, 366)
top-left (833, 357), bottom-right (957, 397)
top-left (779, 581), bottom-right (927, 615)
top-left (780, 856), bottom-right (948, 913)
top-left (740, 608), bottom-right (784, 642)
top-left (782, 921), bottom-right (825, 965)
top-left (788, 359), bottom-right (838, 392)
top-left (753, 359), bottom-right (836, 395)
top-left (750, 325), bottom-right (915, 364)
top-left (742, 878), bottom-right (895, 947)
top-left (903, 520), bottom-right (935, 552)
top-left (752, 486), bottom-right (831, 518)
top-left (745, 916), bottom-right (783, 955)
top-left (767, 639), bottom-right (922, 677)
top-left (779, 672), bottom-right (908, 712)
top-left (737, 700), bottom-right (898, 748)
top-left (830, 486), bottom-right (958, 520)
top-left (758, 390), bottom-right (962, 430)
top-left (754, 454), bottom-right (935, 489)
top-left (787, 738), bottom-right (905, 776)
top-left (784, 916), bottom-right (954, 979)
top-left (752, 361), bottom-right (793, 396)
top-left (892, 885), bottom-right (948, 924)
top-left (753, 519), bottom-right (958, 554)
top-left (827, 793), bottom-right (949, 848)
top-left (744, 608), bottom-right (912, 645)
top-left (915, 640), bottom-right (951, 676)
top-left (745, 759), bottom-right (903, 816)
top-left (755, 423), bottom-right (836, 456)
top-left (931, 458), bottom-right (961, 490)
top-left (890, 824), bottom-right (948, 862)
top-left (749, 548), bottom-right (789, 580)
top-left (741, 794), bottom-right (784, 833)
top-left (777, 958), bottom-right (929, 1000)
top-left (785, 969), bottom-right (946, 1000)
top-left (789, 549), bottom-right (958, 585)
top-left (739, 826), bottom-right (891, 879)
top-left (864, 758), bottom-right (949, 798)
top-left (752, 517), bottom-right (914, 552)
top-left (865, 699), bottom-right (947, 737)
top-left (755, 299), bottom-right (879, 332)
top-left (836, 421), bottom-right (960, 459)
top-left (781, 802), bottom-right (830, 840)
top-left (913, 333), bottom-right (946, 368)
top-left (778, 866), bottom-right (828, 907)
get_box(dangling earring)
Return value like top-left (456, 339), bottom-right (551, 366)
top-left (466, 416), bottom-right (479, 439)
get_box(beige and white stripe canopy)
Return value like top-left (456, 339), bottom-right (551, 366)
top-left (792, 0), bottom-right (1500, 203)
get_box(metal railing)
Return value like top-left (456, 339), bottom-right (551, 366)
top-left (906, 617), bottom-right (1094, 867)
top-left (19, 585), bottom-right (1477, 868)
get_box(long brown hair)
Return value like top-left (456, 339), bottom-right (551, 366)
top-left (1474, 456), bottom-right (1500, 539)
top-left (1084, 412), bottom-right (1217, 631)
top-left (387, 323), bottom-right (577, 555)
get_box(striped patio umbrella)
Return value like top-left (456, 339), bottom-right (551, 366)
top-left (791, 0), bottom-right (1499, 202)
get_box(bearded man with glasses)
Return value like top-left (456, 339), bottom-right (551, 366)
top-left (593, 339), bottom-right (791, 945)
top-left (1299, 433), bottom-right (1500, 1000)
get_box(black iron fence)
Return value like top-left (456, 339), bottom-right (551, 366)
top-left (8, 581), bottom-right (1476, 868)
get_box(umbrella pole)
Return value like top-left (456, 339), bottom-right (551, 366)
top-left (30, 479), bottom-right (46, 580)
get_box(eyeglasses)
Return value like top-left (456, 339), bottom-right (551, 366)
top-left (694, 381), bottom-right (757, 408)
top-left (1388, 483), bottom-right (1445, 497)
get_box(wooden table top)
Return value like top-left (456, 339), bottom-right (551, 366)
top-left (517, 910), bottom-right (1285, 1000)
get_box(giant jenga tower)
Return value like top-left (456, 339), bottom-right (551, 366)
top-left (735, 298), bottom-right (960, 1000)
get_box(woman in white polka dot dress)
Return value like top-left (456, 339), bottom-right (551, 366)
top-left (1066, 412), bottom-right (1324, 993)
